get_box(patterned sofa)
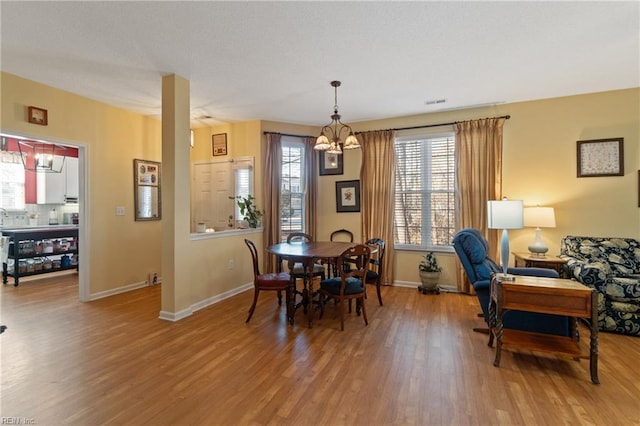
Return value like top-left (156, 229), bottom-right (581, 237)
top-left (560, 236), bottom-right (640, 336)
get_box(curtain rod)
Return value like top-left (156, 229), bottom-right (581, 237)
top-left (263, 131), bottom-right (314, 139)
top-left (264, 115), bottom-right (510, 138)
top-left (358, 114), bottom-right (511, 133)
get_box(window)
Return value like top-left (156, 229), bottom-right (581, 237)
top-left (232, 157), bottom-right (253, 222)
top-left (191, 156), bottom-right (253, 231)
top-left (0, 151), bottom-right (26, 210)
top-left (280, 137), bottom-right (306, 242)
top-left (394, 132), bottom-right (456, 249)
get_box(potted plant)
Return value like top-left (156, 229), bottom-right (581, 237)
top-left (230, 195), bottom-right (264, 228)
top-left (418, 252), bottom-right (441, 294)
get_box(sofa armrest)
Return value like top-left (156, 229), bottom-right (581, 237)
top-left (562, 257), bottom-right (609, 292)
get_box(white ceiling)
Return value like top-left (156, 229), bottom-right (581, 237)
top-left (1, 1), bottom-right (638, 128)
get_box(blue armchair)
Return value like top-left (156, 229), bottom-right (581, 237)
top-left (453, 228), bottom-right (570, 336)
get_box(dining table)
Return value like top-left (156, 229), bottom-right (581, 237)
top-left (266, 240), bottom-right (364, 328)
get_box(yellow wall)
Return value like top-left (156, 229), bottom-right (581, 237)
top-left (1, 72), bottom-right (266, 312)
top-left (332, 88), bottom-right (640, 287)
top-left (3, 70), bottom-right (638, 307)
top-left (1, 72), bottom-right (163, 295)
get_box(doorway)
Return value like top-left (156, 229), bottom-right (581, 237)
top-left (0, 131), bottom-right (91, 302)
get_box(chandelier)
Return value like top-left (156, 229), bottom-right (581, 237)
top-left (17, 140), bottom-right (67, 173)
top-left (314, 80), bottom-right (360, 154)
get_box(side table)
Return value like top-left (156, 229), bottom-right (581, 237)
top-left (513, 252), bottom-right (568, 278)
top-left (488, 274), bottom-right (599, 384)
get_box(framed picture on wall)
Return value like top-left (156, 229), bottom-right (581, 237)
top-left (577, 138), bottom-right (624, 177)
top-left (335, 180), bottom-right (360, 213)
top-left (133, 159), bottom-right (161, 221)
top-left (212, 133), bottom-right (228, 156)
top-left (319, 150), bottom-right (344, 175)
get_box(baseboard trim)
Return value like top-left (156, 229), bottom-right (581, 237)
top-left (89, 280), bottom-right (254, 323)
top-left (88, 280), bottom-right (149, 301)
top-left (158, 282), bottom-right (253, 322)
top-left (393, 280), bottom-right (458, 293)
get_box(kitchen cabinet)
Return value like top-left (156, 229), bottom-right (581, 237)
top-left (2, 226), bottom-right (79, 286)
top-left (37, 156), bottom-right (79, 204)
top-left (65, 157), bottom-right (79, 201)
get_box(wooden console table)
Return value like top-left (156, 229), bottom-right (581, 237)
top-left (488, 274), bottom-right (599, 384)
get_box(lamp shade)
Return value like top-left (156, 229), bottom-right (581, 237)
top-left (487, 199), bottom-right (524, 229)
top-left (524, 207), bottom-right (556, 228)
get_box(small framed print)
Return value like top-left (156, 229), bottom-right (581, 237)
top-left (335, 180), bottom-right (361, 213)
top-left (28, 106), bottom-right (48, 126)
top-left (319, 150), bottom-right (344, 175)
top-left (577, 138), bottom-right (624, 177)
top-left (212, 133), bottom-right (227, 156)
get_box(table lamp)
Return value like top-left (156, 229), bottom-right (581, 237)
top-left (487, 198), bottom-right (524, 281)
top-left (523, 206), bottom-right (556, 257)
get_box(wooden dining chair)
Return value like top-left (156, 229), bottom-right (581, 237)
top-left (330, 228), bottom-right (354, 242)
top-left (364, 238), bottom-right (385, 306)
top-left (285, 232), bottom-right (326, 312)
top-left (244, 239), bottom-right (291, 323)
top-left (328, 228), bottom-right (354, 277)
top-left (318, 244), bottom-right (371, 331)
top-left (287, 232), bottom-right (325, 279)
top-left (286, 232), bottom-right (326, 279)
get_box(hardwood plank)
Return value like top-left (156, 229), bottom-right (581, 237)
top-left (1, 274), bottom-right (640, 425)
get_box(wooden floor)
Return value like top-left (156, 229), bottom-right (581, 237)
top-left (2, 274), bottom-right (640, 426)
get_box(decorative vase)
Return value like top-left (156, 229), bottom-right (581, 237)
top-left (418, 270), bottom-right (441, 294)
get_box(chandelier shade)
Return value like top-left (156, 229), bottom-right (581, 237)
top-left (314, 80), bottom-right (360, 154)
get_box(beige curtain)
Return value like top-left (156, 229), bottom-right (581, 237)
top-left (304, 137), bottom-right (318, 238)
top-left (454, 118), bottom-right (506, 293)
top-left (263, 133), bottom-right (282, 273)
top-left (359, 130), bottom-right (396, 286)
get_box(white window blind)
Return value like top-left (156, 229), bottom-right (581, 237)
top-left (394, 133), bottom-right (456, 248)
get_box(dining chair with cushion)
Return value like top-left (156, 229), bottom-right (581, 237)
top-left (286, 232), bottom-right (326, 281)
top-left (364, 238), bottom-right (385, 306)
top-left (318, 244), bottom-right (371, 331)
top-left (244, 239), bottom-right (292, 323)
top-left (328, 228), bottom-right (355, 277)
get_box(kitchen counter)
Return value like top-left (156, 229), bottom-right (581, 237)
top-left (2, 226), bottom-right (79, 286)
top-left (1, 225), bottom-right (79, 234)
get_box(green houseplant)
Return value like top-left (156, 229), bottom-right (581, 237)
top-left (230, 195), bottom-right (264, 228)
top-left (418, 252), bottom-right (441, 294)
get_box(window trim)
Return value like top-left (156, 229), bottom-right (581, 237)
top-left (279, 136), bottom-right (306, 242)
top-left (393, 130), bottom-right (456, 251)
